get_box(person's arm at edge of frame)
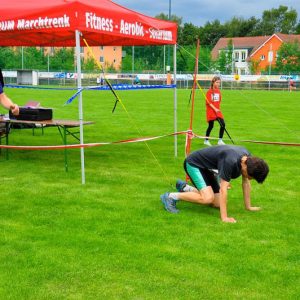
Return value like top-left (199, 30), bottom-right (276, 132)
top-left (0, 93), bottom-right (19, 115)
top-left (242, 175), bottom-right (261, 211)
top-left (219, 178), bottom-right (236, 223)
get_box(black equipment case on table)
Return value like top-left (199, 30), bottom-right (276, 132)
top-left (9, 107), bottom-right (53, 121)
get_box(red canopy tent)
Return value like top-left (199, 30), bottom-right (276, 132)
top-left (0, 0), bottom-right (178, 183)
top-left (0, 0), bottom-right (177, 46)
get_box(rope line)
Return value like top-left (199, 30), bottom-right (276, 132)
top-left (1, 130), bottom-right (299, 150)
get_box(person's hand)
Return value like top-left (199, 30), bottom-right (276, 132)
top-left (222, 217), bottom-right (237, 223)
top-left (247, 206), bottom-right (261, 211)
top-left (10, 104), bottom-right (19, 116)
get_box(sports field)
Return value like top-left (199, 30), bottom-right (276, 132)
top-left (1, 87), bottom-right (299, 299)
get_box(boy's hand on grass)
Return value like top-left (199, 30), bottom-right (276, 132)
top-left (247, 206), bottom-right (261, 211)
top-left (222, 217), bottom-right (237, 223)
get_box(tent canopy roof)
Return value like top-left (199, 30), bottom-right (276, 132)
top-left (0, 0), bottom-right (177, 46)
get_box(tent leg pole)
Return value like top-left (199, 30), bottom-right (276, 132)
top-left (76, 30), bottom-right (85, 184)
top-left (173, 44), bottom-right (177, 157)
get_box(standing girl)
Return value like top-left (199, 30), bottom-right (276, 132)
top-left (204, 76), bottom-right (225, 146)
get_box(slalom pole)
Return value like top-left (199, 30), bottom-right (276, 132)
top-left (215, 117), bottom-right (235, 144)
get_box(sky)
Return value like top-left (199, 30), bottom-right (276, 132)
top-left (113, 0), bottom-right (300, 26)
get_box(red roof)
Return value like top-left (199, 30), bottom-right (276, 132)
top-left (276, 33), bottom-right (300, 43)
top-left (211, 35), bottom-right (270, 59)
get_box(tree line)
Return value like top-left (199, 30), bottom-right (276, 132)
top-left (176, 5), bottom-right (300, 47)
top-left (0, 5), bottom-right (299, 74)
top-left (122, 5), bottom-right (300, 73)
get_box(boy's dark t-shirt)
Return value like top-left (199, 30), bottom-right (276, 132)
top-left (186, 145), bottom-right (250, 182)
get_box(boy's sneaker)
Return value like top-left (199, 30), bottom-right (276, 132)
top-left (160, 192), bottom-right (179, 214)
top-left (218, 139), bottom-right (225, 145)
top-left (204, 139), bottom-right (212, 146)
top-left (176, 179), bottom-right (186, 192)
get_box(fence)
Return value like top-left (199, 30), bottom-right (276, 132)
top-left (2, 70), bottom-right (299, 91)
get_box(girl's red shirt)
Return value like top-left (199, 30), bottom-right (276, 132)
top-left (205, 88), bottom-right (224, 121)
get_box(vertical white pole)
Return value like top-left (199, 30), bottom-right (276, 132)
top-left (268, 44), bottom-right (272, 91)
top-left (132, 46), bottom-right (135, 84)
top-left (163, 45), bottom-right (166, 75)
top-left (75, 30), bottom-right (85, 184)
top-left (173, 44), bottom-right (177, 157)
top-left (47, 53), bottom-right (50, 85)
top-left (232, 42), bottom-right (235, 74)
top-left (21, 47), bottom-right (24, 69)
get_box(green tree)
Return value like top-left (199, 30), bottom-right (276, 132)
top-left (0, 47), bottom-right (17, 69)
top-left (199, 47), bottom-right (212, 72)
top-left (179, 23), bottom-right (200, 46)
top-left (254, 6), bottom-right (298, 35)
top-left (224, 17), bottom-right (259, 37)
top-left (50, 48), bottom-right (74, 71)
top-left (200, 20), bottom-right (227, 48)
top-left (249, 59), bottom-right (260, 74)
top-left (275, 41), bottom-right (300, 73)
top-left (215, 39), bottom-right (234, 74)
top-left (121, 45), bottom-right (166, 72)
top-left (82, 56), bottom-right (98, 72)
top-left (20, 47), bottom-right (46, 70)
top-left (295, 22), bottom-right (300, 34)
top-left (216, 51), bottom-right (227, 73)
top-left (120, 53), bottom-right (132, 72)
top-left (177, 45), bottom-right (195, 72)
top-left (121, 54), bottom-right (152, 73)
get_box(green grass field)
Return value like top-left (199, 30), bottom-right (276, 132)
top-left (1, 87), bottom-right (299, 299)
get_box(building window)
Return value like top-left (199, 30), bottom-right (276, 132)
top-left (234, 52), bottom-right (239, 62)
top-left (261, 54), bottom-right (265, 61)
top-left (99, 56), bottom-right (104, 62)
top-left (100, 46), bottom-right (104, 51)
top-left (113, 59), bottom-right (116, 63)
top-left (80, 47), bottom-right (84, 54)
top-left (241, 51), bottom-right (246, 62)
top-left (113, 47), bottom-right (116, 51)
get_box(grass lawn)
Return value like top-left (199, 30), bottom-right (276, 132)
top-left (0, 87), bottom-right (299, 299)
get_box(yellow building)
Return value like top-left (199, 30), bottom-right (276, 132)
top-left (83, 46), bottom-right (122, 70)
top-left (44, 46), bottom-right (122, 70)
